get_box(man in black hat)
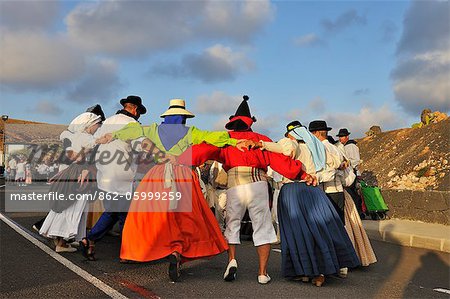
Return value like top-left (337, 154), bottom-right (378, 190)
top-left (337, 128), bottom-right (363, 217)
top-left (309, 120), bottom-right (350, 278)
top-left (80, 95), bottom-right (147, 260)
top-left (336, 128), bottom-right (360, 173)
top-left (309, 120), bottom-right (346, 222)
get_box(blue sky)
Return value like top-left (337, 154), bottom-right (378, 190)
top-left (1, 0), bottom-right (449, 139)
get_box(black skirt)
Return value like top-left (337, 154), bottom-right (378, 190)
top-left (48, 163), bottom-right (97, 213)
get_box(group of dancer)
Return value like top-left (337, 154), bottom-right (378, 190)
top-left (36, 95), bottom-right (376, 286)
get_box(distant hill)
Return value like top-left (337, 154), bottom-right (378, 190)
top-left (1, 119), bottom-right (66, 149)
top-left (358, 118), bottom-right (450, 191)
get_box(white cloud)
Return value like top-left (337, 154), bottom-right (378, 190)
top-left (150, 44), bottom-right (254, 82)
top-left (321, 9), bottom-right (366, 34)
top-left (285, 109), bottom-right (305, 122)
top-left (0, 1), bottom-right (60, 31)
top-left (212, 114), bottom-right (232, 131)
top-left (195, 91), bottom-right (242, 114)
top-left (293, 33), bottom-right (326, 47)
top-left (391, 1), bottom-right (450, 115)
top-left (0, 30), bottom-right (85, 90)
top-left (283, 97), bottom-right (326, 122)
top-left (66, 59), bottom-right (122, 103)
top-left (200, 0), bottom-right (274, 43)
top-left (252, 114), bottom-right (282, 138)
top-left (396, 1), bottom-right (449, 57)
top-left (66, 0), bottom-right (274, 57)
top-left (27, 100), bottom-right (63, 115)
top-left (322, 105), bottom-right (409, 138)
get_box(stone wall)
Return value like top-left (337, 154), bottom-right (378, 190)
top-left (380, 189), bottom-right (450, 225)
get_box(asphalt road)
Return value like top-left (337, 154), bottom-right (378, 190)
top-left (1, 179), bottom-right (449, 298)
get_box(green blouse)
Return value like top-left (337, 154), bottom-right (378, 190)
top-left (112, 122), bottom-right (237, 156)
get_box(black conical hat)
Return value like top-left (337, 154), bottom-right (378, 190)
top-left (229, 95), bottom-right (255, 120)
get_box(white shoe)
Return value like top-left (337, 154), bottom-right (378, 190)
top-left (69, 241), bottom-right (80, 247)
top-left (339, 267), bottom-right (348, 278)
top-left (223, 259), bottom-right (238, 281)
top-left (258, 274), bottom-right (271, 284)
top-left (32, 225), bottom-right (39, 232)
top-left (55, 245), bottom-right (77, 253)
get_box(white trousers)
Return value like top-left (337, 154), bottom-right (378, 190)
top-left (225, 181), bottom-right (277, 247)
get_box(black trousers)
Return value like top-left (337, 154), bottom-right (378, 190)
top-left (326, 192), bottom-right (345, 224)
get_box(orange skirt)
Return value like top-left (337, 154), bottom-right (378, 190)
top-left (120, 164), bottom-right (228, 262)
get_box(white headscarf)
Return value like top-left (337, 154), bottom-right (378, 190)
top-left (67, 112), bottom-right (102, 134)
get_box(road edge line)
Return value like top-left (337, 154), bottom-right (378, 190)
top-left (0, 212), bottom-right (128, 299)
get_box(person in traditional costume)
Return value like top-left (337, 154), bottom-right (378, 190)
top-left (333, 138), bottom-right (377, 267)
top-left (100, 99), bottom-right (252, 282)
top-left (343, 190), bottom-right (377, 266)
top-left (15, 157), bottom-right (26, 186)
top-left (179, 96), bottom-right (317, 285)
top-left (257, 121), bottom-right (360, 286)
top-left (32, 104), bottom-right (106, 233)
top-left (309, 120), bottom-right (365, 278)
top-left (308, 121), bottom-right (346, 222)
top-left (39, 112), bottom-right (103, 252)
top-left (80, 96), bottom-right (147, 261)
top-left (336, 128), bottom-right (364, 218)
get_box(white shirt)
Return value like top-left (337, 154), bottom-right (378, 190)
top-left (16, 162), bottom-right (25, 173)
top-left (37, 164), bottom-right (50, 175)
top-left (261, 138), bottom-right (315, 183)
top-left (317, 139), bottom-right (344, 193)
top-left (344, 142), bottom-right (360, 169)
top-left (69, 132), bottom-right (97, 154)
top-left (94, 113), bottom-right (139, 195)
top-left (8, 159), bottom-right (17, 170)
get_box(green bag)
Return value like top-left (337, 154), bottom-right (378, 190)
top-left (360, 181), bottom-right (389, 212)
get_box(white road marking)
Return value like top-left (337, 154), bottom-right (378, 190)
top-left (0, 212), bottom-right (128, 299)
top-left (434, 288), bottom-right (450, 295)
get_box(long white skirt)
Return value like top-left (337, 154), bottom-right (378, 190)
top-left (40, 199), bottom-right (88, 241)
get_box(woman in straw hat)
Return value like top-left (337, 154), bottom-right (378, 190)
top-left (98, 99), bottom-right (252, 282)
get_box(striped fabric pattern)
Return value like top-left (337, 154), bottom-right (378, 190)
top-left (227, 166), bottom-right (267, 188)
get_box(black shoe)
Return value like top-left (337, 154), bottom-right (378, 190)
top-left (168, 254), bottom-right (181, 282)
top-left (79, 238), bottom-right (96, 261)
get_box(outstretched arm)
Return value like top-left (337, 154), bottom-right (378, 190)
top-left (177, 143), bottom-right (224, 167)
top-left (191, 127), bottom-right (237, 147)
top-left (266, 151), bottom-right (317, 186)
top-left (190, 127), bottom-right (257, 151)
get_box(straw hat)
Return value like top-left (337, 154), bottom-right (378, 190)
top-left (160, 99), bottom-right (195, 118)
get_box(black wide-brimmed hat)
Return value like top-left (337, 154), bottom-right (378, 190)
top-left (120, 95), bottom-right (147, 114)
top-left (85, 104), bottom-right (105, 121)
top-left (308, 120), bottom-right (332, 132)
top-left (284, 120), bottom-right (303, 137)
top-left (336, 128), bottom-right (351, 137)
top-left (225, 95), bottom-right (257, 131)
